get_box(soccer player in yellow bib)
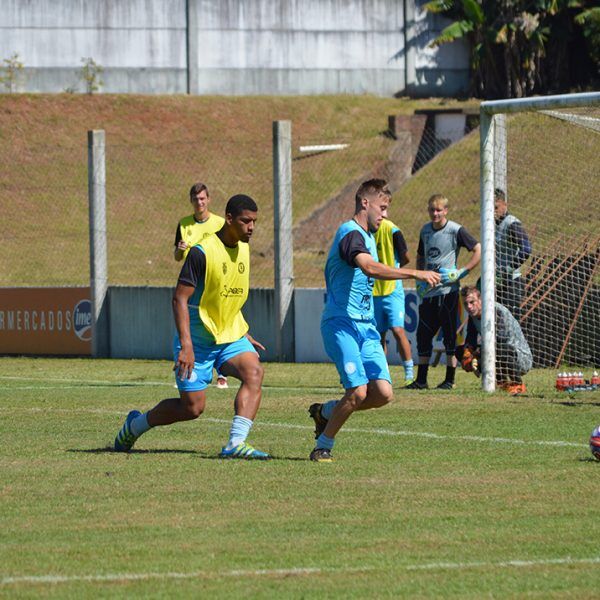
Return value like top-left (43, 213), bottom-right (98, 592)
top-left (115, 194), bottom-right (270, 459)
top-left (174, 182), bottom-right (225, 262)
top-left (373, 203), bottom-right (414, 384)
top-left (174, 182), bottom-right (229, 389)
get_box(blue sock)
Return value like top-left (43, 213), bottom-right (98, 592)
top-left (321, 400), bottom-right (338, 420)
top-left (130, 412), bottom-right (152, 437)
top-left (226, 415), bottom-right (253, 449)
top-left (403, 360), bottom-right (414, 380)
top-left (316, 433), bottom-right (335, 450)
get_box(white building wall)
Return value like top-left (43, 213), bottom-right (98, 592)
top-left (0, 0), bottom-right (469, 96)
top-left (0, 0), bottom-right (188, 93)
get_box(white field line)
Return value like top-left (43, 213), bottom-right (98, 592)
top-left (239, 419), bottom-right (584, 448)
top-left (0, 405), bottom-right (585, 448)
top-left (3, 556), bottom-right (600, 586)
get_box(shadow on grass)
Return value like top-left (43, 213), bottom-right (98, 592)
top-left (551, 400), bottom-right (600, 407)
top-left (67, 447), bottom-right (309, 461)
top-left (68, 447), bottom-right (200, 455)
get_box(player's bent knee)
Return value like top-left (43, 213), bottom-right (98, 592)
top-left (179, 393), bottom-right (205, 419)
top-left (185, 402), bottom-right (204, 419)
top-left (345, 387), bottom-right (368, 410)
top-left (241, 362), bottom-right (264, 387)
top-left (372, 381), bottom-right (393, 406)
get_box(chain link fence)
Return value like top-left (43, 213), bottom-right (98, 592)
top-left (1, 113), bottom-right (481, 290)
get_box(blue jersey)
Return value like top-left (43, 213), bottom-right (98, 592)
top-left (322, 220), bottom-right (378, 322)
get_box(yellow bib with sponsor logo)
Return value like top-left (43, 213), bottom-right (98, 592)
top-left (198, 233), bottom-right (250, 344)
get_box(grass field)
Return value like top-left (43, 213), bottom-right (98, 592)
top-left (2, 358), bottom-right (600, 598)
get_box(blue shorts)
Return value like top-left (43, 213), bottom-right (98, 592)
top-left (173, 335), bottom-right (256, 392)
top-left (373, 287), bottom-right (406, 333)
top-left (321, 316), bottom-right (391, 389)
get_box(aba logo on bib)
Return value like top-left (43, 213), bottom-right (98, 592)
top-left (73, 299), bottom-right (92, 341)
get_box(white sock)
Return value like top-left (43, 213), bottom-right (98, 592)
top-left (130, 412), bottom-right (152, 437)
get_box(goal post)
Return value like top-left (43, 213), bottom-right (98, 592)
top-left (479, 92), bottom-right (600, 392)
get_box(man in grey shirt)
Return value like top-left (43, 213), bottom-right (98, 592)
top-left (494, 188), bottom-right (532, 322)
top-left (407, 194), bottom-right (481, 390)
top-left (461, 285), bottom-right (532, 395)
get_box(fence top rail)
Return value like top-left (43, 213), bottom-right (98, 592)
top-left (480, 92), bottom-right (600, 115)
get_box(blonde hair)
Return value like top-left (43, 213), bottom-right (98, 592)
top-left (428, 194), bottom-right (448, 209)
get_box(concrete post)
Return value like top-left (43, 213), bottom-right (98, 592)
top-left (404, 0), bottom-right (417, 95)
top-left (87, 130), bottom-right (109, 357)
top-left (272, 120), bottom-right (295, 362)
top-left (186, 0), bottom-right (198, 94)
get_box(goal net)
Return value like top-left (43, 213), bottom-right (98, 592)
top-left (479, 93), bottom-right (600, 391)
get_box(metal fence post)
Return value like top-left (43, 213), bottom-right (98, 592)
top-left (494, 113), bottom-right (507, 195)
top-left (272, 120), bottom-right (295, 362)
top-left (88, 130), bottom-right (109, 357)
top-left (479, 111), bottom-right (496, 392)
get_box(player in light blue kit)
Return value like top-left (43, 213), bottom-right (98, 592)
top-left (309, 179), bottom-right (440, 462)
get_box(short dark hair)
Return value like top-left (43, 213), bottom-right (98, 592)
top-left (189, 182), bottom-right (208, 200)
top-left (226, 194), bottom-right (258, 217)
top-left (461, 285), bottom-right (480, 299)
top-left (494, 188), bottom-right (506, 202)
top-left (355, 178), bottom-right (388, 209)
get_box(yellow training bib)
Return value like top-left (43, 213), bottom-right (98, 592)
top-left (197, 234), bottom-right (250, 344)
top-left (374, 219), bottom-right (399, 297)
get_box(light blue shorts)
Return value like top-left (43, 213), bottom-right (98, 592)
top-left (321, 316), bottom-right (391, 389)
top-left (373, 286), bottom-right (406, 333)
top-left (173, 335), bottom-right (256, 392)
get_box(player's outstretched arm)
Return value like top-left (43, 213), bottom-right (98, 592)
top-left (354, 253), bottom-right (440, 286)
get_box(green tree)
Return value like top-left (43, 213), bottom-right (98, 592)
top-left (0, 52), bottom-right (25, 93)
top-left (79, 57), bottom-right (104, 94)
top-left (424, 0), bottom-right (600, 98)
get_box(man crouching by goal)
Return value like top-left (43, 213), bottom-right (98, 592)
top-left (461, 286), bottom-right (532, 395)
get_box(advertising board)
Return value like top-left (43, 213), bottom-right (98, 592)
top-left (0, 288), bottom-right (92, 355)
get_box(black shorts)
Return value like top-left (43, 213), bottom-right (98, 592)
top-left (416, 291), bottom-right (460, 358)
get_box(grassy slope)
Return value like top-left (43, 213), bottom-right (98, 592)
top-left (2, 95), bottom-right (596, 289)
top-left (0, 94), bottom-right (475, 287)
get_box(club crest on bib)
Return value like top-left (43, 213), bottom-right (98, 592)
top-left (238, 262), bottom-right (245, 274)
top-left (428, 247), bottom-right (441, 260)
top-left (222, 262), bottom-right (227, 274)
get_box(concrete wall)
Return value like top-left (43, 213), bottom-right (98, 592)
top-left (293, 287), bottom-right (438, 365)
top-left (0, 0), bottom-right (188, 93)
top-left (108, 286), bottom-right (450, 365)
top-left (1, 0), bottom-right (469, 96)
top-left (189, 0), bottom-right (406, 96)
top-left (108, 286), bottom-right (280, 362)
top-left (407, 0), bottom-right (470, 97)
